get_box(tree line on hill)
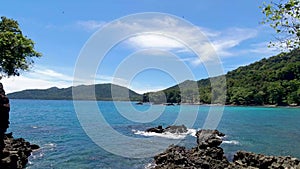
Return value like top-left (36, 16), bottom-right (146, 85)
top-left (143, 49), bottom-right (300, 106)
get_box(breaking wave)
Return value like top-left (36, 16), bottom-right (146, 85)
top-left (133, 128), bottom-right (197, 140)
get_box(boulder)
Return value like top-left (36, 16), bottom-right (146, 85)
top-left (145, 125), bottom-right (188, 134)
top-left (0, 133), bottom-right (39, 169)
top-left (152, 129), bottom-right (300, 169)
top-left (145, 125), bottom-right (164, 133)
top-left (153, 129), bottom-right (229, 169)
top-left (196, 129), bottom-right (224, 148)
top-left (164, 125), bottom-right (188, 134)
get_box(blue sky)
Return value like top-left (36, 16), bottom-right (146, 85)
top-left (0, 0), bottom-right (279, 93)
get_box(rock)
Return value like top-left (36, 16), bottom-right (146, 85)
top-left (145, 125), bottom-right (164, 133)
top-left (135, 101), bottom-right (143, 105)
top-left (153, 129), bottom-right (229, 169)
top-left (196, 129), bottom-right (224, 148)
top-left (152, 129), bottom-right (300, 169)
top-left (233, 151), bottom-right (300, 168)
top-left (0, 133), bottom-right (39, 169)
top-left (30, 144), bottom-right (40, 150)
top-left (165, 125), bottom-right (188, 134)
top-left (145, 125), bottom-right (188, 134)
top-left (163, 103), bottom-right (175, 106)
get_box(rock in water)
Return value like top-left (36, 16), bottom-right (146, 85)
top-left (152, 129), bottom-right (300, 169)
top-left (196, 129), bottom-right (224, 148)
top-left (153, 129), bottom-right (229, 169)
top-left (145, 125), bottom-right (188, 134)
top-left (0, 133), bottom-right (39, 169)
top-left (165, 125), bottom-right (188, 134)
top-left (145, 125), bottom-right (164, 133)
top-left (231, 151), bottom-right (300, 168)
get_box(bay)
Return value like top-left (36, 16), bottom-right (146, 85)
top-left (7, 99), bottom-right (300, 169)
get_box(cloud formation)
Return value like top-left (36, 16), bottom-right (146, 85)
top-left (105, 16), bottom-right (260, 65)
top-left (77, 20), bottom-right (106, 31)
top-left (1, 67), bottom-right (72, 94)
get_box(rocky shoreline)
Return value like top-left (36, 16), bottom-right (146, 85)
top-left (152, 129), bottom-right (300, 169)
top-left (0, 133), bottom-right (39, 169)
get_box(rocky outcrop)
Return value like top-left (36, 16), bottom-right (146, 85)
top-left (153, 129), bottom-right (229, 169)
top-left (153, 129), bottom-right (300, 169)
top-left (146, 125), bottom-right (164, 133)
top-left (230, 151), bottom-right (300, 169)
top-left (146, 125), bottom-right (188, 134)
top-left (0, 133), bottom-right (39, 169)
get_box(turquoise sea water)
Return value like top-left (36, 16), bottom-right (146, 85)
top-left (8, 99), bottom-right (300, 169)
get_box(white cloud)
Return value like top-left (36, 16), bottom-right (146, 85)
top-left (130, 84), bottom-right (168, 94)
top-left (104, 16), bottom-right (260, 65)
top-left (1, 75), bottom-right (70, 94)
top-left (77, 20), bottom-right (106, 31)
top-left (0, 66), bottom-right (134, 94)
top-left (209, 28), bottom-right (258, 57)
top-left (1, 67), bottom-right (74, 94)
top-left (127, 34), bottom-right (185, 50)
top-left (248, 42), bottom-right (280, 55)
top-left (76, 17), bottom-right (265, 67)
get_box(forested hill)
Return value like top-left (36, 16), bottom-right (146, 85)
top-left (8, 83), bottom-right (142, 101)
top-left (145, 49), bottom-right (300, 106)
top-left (8, 50), bottom-right (300, 105)
top-left (226, 49), bottom-right (300, 105)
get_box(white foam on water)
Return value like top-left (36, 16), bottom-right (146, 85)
top-left (133, 128), bottom-right (197, 140)
top-left (222, 140), bottom-right (240, 145)
top-left (144, 162), bottom-right (156, 169)
top-left (44, 143), bottom-right (56, 148)
top-left (31, 152), bottom-right (45, 159)
top-left (187, 128), bottom-right (197, 137)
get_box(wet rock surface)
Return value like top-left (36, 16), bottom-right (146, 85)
top-left (0, 133), bottom-right (39, 169)
top-left (145, 125), bottom-right (188, 134)
top-left (153, 129), bottom-right (300, 169)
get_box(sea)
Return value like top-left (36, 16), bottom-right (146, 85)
top-left (7, 99), bottom-right (300, 169)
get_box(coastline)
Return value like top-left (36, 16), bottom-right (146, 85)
top-left (9, 98), bottom-right (300, 108)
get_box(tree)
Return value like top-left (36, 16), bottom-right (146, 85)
top-left (261, 0), bottom-right (300, 50)
top-left (0, 16), bottom-right (41, 78)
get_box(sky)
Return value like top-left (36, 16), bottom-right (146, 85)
top-left (0, 0), bottom-right (279, 94)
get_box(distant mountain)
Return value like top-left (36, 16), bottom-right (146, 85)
top-left (8, 50), bottom-right (300, 105)
top-left (8, 83), bottom-right (142, 101)
top-left (144, 49), bottom-right (300, 106)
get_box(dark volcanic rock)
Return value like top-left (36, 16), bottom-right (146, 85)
top-left (152, 129), bottom-right (300, 169)
top-left (153, 129), bottom-right (229, 169)
top-left (196, 129), bottom-right (224, 148)
top-left (145, 125), bottom-right (188, 134)
top-left (0, 133), bottom-right (39, 169)
top-left (146, 125), bottom-right (164, 133)
top-left (231, 151), bottom-right (300, 169)
top-left (165, 125), bottom-right (188, 134)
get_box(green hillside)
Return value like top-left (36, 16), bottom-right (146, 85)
top-left (8, 83), bottom-right (142, 101)
top-left (226, 49), bottom-right (300, 105)
top-left (144, 49), bottom-right (300, 106)
top-left (8, 50), bottom-right (300, 105)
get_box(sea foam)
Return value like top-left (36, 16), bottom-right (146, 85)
top-left (133, 128), bottom-right (197, 140)
top-left (222, 140), bottom-right (240, 145)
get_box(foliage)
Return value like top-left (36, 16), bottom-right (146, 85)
top-left (8, 83), bottom-right (142, 101)
top-left (226, 49), bottom-right (300, 105)
top-left (148, 49), bottom-right (300, 106)
top-left (261, 0), bottom-right (300, 50)
top-left (0, 16), bottom-right (41, 78)
top-left (8, 49), bottom-right (300, 105)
